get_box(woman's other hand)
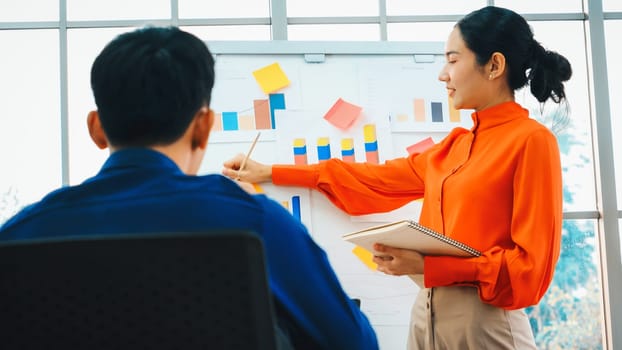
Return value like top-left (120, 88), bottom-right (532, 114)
top-left (372, 243), bottom-right (425, 276)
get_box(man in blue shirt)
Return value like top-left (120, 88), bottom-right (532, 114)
top-left (0, 26), bottom-right (378, 350)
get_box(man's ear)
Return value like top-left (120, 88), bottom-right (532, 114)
top-left (191, 107), bottom-right (214, 150)
top-left (87, 111), bottom-right (109, 150)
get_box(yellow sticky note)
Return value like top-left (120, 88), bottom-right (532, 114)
top-left (252, 62), bottom-right (290, 94)
top-left (352, 246), bottom-right (377, 270)
top-left (253, 183), bottom-right (265, 193)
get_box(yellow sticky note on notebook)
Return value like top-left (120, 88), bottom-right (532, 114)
top-left (252, 62), bottom-right (290, 94)
top-left (352, 246), bottom-right (377, 270)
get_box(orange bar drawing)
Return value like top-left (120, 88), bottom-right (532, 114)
top-left (212, 113), bottom-right (223, 131)
top-left (254, 99), bottom-right (271, 129)
top-left (293, 138), bottom-right (308, 165)
top-left (238, 115), bottom-right (255, 130)
top-left (448, 96), bottom-right (461, 122)
top-left (414, 98), bottom-right (426, 122)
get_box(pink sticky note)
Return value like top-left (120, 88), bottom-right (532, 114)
top-left (323, 98), bottom-right (362, 130)
top-left (406, 137), bottom-right (435, 155)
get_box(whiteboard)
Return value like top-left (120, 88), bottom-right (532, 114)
top-left (199, 41), bottom-right (474, 349)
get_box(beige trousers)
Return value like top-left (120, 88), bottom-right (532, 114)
top-left (407, 286), bottom-right (537, 350)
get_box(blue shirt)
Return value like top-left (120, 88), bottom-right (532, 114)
top-left (0, 149), bottom-right (378, 350)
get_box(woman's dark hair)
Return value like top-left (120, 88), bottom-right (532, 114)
top-left (91, 26), bottom-right (215, 147)
top-left (457, 6), bottom-right (572, 103)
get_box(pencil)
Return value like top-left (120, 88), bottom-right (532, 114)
top-left (237, 132), bottom-right (261, 180)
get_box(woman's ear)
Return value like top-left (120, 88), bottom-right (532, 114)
top-left (488, 52), bottom-right (506, 80)
top-left (191, 107), bottom-right (214, 150)
top-left (87, 111), bottom-right (109, 150)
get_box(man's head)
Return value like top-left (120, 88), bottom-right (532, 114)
top-left (89, 26), bottom-right (215, 149)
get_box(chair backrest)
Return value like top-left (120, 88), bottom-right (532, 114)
top-left (0, 230), bottom-right (278, 350)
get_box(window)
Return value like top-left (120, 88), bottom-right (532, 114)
top-left (603, 0), bottom-right (622, 12)
top-left (387, 22), bottom-right (454, 41)
top-left (528, 219), bottom-right (603, 349)
top-left (66, 0), bottom-right (170, 21)
top-left (66, 28), bottom-right (129, 184)
top-left (182, 25), bottom-right (271, 41)
top-left (287, 0), bottom-right (378, 17)
top-left (0, 30), bottom-right (61, 221)
top-left (495, 0), bottom-right (584, 13)
top-left (523, 21), bottom-right (596, 213)
top-left (0, 0), bottom-right (57, 21)
top-left (604, 20), bottom-right (622, 208)
top-left (386, 0), bottom-right (484, 16)
top-left (179, 0), bottom-right (270, 18)
top-left (288, 24), bottom-right (380, 40)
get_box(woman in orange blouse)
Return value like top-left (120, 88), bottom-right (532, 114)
top-left (224, 6), bottom-right (571, 349)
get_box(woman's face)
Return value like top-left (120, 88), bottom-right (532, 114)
top-left (438, 27), bottom-right (491, 111)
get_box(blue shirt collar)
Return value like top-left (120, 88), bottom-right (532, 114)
top-left (97, 148), bottom-right (184, 177)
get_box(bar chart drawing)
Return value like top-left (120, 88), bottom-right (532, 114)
top-left (341, 138), bottom-right (355, 163)
top-left (390, 96), bottom-right (472, 132)
top-left (276, 110), bottom-right (393, 166)
top-left (285, 121), bottom-right (388, 166)
top-left (360, 59), bottom-right (472, 132)
top-left (213, 93), bottom-right (286, 132)
top-left (280, 195), bottom-right (301, 221)
top-left (293, 138), bottom-right (308, 165)
top-left (363, 124), bottom-right (379, 164)
top-left (264, 185), bottom-right (312, 232)
top-left (317, 137), bottom-right (331, 162)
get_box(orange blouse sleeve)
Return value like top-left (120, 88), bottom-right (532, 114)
top-left (273, 157), bottom-right (426, 216)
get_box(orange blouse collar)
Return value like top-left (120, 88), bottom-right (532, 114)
top-left (470, 101), bottom-right (529, 133)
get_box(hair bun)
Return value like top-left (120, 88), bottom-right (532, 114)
top-left (545, 51), bottom-right (572, 82)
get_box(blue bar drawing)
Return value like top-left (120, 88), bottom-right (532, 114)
top-left (269, 93), bottom-right (286, 129)
top-left (293, 145), bottom-right (307, 155)
top-left (317, 145), bottom-right (331, 161)
top-left (364, 141), bottom-right (378, 152)
top-left (292, 196), bottom-right (301, 220)
top-left (341, 148), bottom-right (355, 157)
top-left (222, 111), bottom-right (239, 130)
top-left (431, 102), bottom-right (443, 122)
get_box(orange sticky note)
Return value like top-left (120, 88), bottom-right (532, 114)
top-left (352, 246), bottom-right (377, 270)
top-left (252, 62), bottom-right (290, 94)
top-left (323, 98), bottom-right (363, 130)
top-left (406, 137), bottom-right (435, 155)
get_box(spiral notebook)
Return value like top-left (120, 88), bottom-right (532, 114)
top-left (342, 220), bottom-right (481, 257)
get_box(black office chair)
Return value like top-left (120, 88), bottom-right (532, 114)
top-left (0, 230), bottom-right (279, 350)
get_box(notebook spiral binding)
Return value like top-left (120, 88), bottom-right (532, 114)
top-left (407, 220), bottom-right (482, 257)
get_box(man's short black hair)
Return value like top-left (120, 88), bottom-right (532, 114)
top-left (90, 26), bottom-right (215, 148)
